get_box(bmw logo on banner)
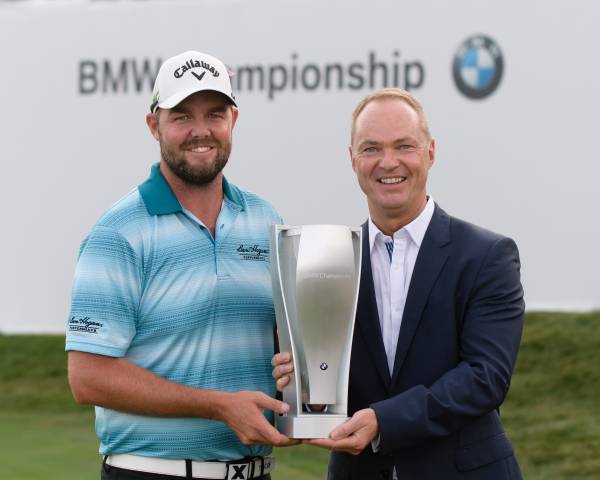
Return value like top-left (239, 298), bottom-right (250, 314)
top-left (452, 34), bottom-right (504, 99)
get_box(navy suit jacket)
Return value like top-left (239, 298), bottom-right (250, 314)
top-left (329, 204), bottom-right (525, 480)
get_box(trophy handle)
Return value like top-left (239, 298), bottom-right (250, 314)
top-left (271, 225), bottom-right (303, 414)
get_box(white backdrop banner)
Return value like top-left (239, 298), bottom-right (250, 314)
top-left (1, 0), bottom-right (598, 332)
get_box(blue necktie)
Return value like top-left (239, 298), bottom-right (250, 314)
top-left (385, 240), bottom-right (394, 262)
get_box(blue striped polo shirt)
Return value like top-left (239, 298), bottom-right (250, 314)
top-left (66, 164), bottom-right (282, 460)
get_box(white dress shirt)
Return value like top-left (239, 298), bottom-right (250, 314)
top-left (369, 197), bottom-right (435, 374)
top-left (368, 198), bottom-right (435, 469)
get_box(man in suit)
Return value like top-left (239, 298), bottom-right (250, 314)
top-left (272, 88), bottom-right (524, 479)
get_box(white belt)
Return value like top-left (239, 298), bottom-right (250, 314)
top-left (105, 454), bottom-right (275, 480)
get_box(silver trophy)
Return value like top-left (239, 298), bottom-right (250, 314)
top-left (270, 224), bottom-right (362, 438)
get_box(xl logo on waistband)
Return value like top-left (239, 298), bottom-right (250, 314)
top-left (227, 464), bottom-right (247, 479)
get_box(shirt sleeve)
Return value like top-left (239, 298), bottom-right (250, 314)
top-left (371, 433), bottom-right (382, 453)
top-left (65, 225), bottom-right (141, 357)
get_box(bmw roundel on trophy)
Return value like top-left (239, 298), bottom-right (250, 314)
top-left (270, 224), bottom-right (362, 438)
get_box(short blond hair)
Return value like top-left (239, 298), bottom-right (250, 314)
top-left (350, 88), bottom-right (431, 144)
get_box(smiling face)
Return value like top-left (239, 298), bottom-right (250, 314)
top-left (350, 97), bottom-right (434, 233)
top-left (146, 90), bottom-right (238, 186)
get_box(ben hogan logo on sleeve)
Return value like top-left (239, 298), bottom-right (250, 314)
top-left (69, 316), bottom-right (103, 334)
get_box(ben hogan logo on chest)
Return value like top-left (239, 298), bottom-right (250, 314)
top-left (237, 244), bottom-right (268, 261)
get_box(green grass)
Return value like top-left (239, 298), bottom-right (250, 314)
top-left (0, 411), bottom-right (99, 480)
top-left (501, 312), bottom-right (600, 479)
top-left (1, 312), bottom-right (599, 479)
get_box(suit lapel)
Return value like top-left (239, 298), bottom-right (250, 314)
top-left (391, 205), bottom-right (451, 385)
top-left (356, 222), bottom-right (392, 386)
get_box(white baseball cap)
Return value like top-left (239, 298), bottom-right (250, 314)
top-left (150, 50), bottom-right (236, 113)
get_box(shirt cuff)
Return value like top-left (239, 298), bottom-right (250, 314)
top-left (371, 433), bottom-right (381, 453)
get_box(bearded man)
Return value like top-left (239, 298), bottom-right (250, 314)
top-left (67, 50), bottom-right (294, 480)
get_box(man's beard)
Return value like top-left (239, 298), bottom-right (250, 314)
top-left (159, 136), bottom-right (231, 186)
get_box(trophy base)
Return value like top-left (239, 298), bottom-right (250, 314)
top-left (277, 414), bottom-right (348, 439)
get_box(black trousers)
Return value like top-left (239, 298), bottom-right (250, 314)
top-left (101, 463), bottom-right (272, 480)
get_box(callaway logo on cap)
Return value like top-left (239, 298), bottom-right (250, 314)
top-left (150, 50), bottom-right (236, 113)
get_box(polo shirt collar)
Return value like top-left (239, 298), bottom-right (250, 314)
top-left (138, 163), bottom-right (246, 215)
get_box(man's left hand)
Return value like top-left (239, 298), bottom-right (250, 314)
top-left (304, 408), bottom-right (379, 455)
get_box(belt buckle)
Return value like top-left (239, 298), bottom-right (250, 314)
top-left (225, 457), bottom-right (259, 480)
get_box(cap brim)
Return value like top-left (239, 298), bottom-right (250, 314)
top-left (157, 86), bottom-right (237, 111)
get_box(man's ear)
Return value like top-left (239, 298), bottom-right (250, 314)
top-left (146, 112), bottom-right (160, 141)
top-left (349, 146), bottom-right (357, 172)
top-left (428, 138), bottom-right (436, 168)
top-left (231, 107), bottom-right (239, 129)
